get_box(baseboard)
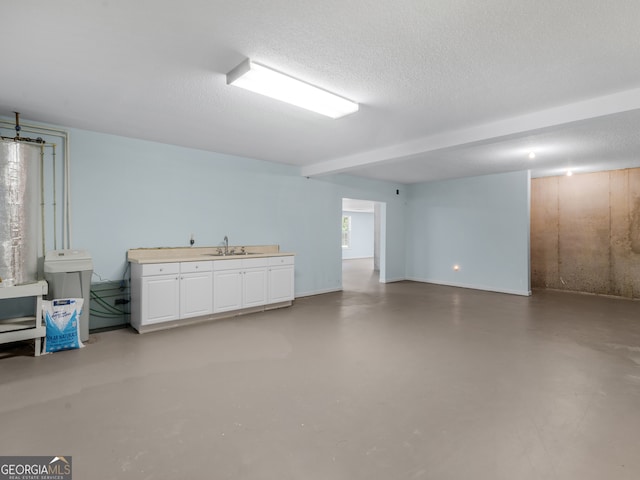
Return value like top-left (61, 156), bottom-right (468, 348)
top-left (405, 277), bottom-right (531, 296)
top-left (295, 287), bottom-right (343, 298)
top-left (132, 301), bottom-right (292, 334)
top-left (380, 277), bottom-right (406, 284)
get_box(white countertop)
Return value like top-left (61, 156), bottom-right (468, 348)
top-left (127, 245), bottom-right (295, 264)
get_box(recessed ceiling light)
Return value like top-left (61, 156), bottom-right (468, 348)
top-left (226, 59), bottom-right (359, 119)
top-left (528, 152), bottom-right (536, 159)
top-left (566, 170), bottom-right (573, 176)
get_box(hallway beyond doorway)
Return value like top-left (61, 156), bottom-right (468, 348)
top-left (342, 257), bottom-right (377, 291)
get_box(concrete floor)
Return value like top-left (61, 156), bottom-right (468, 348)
top-left (1, 258), bottom-right (640, 479)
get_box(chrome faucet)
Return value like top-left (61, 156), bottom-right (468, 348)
top-left (223, 235), bottom-right (229, 255)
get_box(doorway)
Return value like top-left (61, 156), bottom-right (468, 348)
top-left (341, 198), bottom-right (386, 289)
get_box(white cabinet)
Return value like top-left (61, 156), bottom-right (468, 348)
top-left (267, 256), bottom-right (295, 304)
top-left (213, 265), bottom-right (243, 313)
top-left (131, 261), bottom-right (212, 330)
top-left (243, 267), bottom-right (268, 307)
top-left (213, 258), bottom-right (268, 313)
top-left (135, 263), bottom-right (180, 326)
top-left (142, 272), bottom-right (180, 325)
top-left (130, 254), bottom-right (294, 333)
top-left (179, 261), bottom-right (213, 319)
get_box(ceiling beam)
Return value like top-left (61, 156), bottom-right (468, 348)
top-left (300, 87), bottom-right (640, 177)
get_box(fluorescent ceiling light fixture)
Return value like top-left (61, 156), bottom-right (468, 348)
top-left (227, 59), bottom-right (359, 119)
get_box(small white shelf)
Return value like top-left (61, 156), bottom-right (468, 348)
top-left (0, 280), bottom-right (48, 356)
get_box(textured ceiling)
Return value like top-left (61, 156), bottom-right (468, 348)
top-left (1, 0), bottom-right (640, 183)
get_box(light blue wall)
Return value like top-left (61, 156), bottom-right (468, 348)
top-left (1, 116), bottom-right (535, 330)
top-left (405, 170), bottom-right (531, 295)
top-left (67, 128), bottom-right (407, 297)
top-left (342, 211), bottom-right (374, 259)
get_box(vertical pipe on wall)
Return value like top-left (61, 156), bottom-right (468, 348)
top-left (40, 144), bottom-right (46, 258)
top-left (52, 144), bottom-right (57, 250)
top-left (64, 134), bottom-right (71, 249)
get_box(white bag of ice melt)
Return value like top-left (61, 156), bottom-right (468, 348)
top-left (42, 298), bottom-right (84, 353)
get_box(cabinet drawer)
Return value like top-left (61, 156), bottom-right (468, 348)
top-left (242, 257), bottom-right (268, 268)
top-left (141, 263), bottom-right (179, 276)
top-left (213, 259), bottom-right (244, 271)
top-left (180, 261), bottom-right (212, 273)
top-left (268, 256), bottom-right (294, 266)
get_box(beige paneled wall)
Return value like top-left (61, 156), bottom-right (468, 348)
top-left (531, 168), bottom-right (640, 298)
top-left (531, 177), bottom-right (559, 289)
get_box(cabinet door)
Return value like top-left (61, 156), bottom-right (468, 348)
top-left (142, 274), bottom-right (180, 324)
top-left (243, 268), bottom-right (267, 308)
top-left (180, 271), bottom-right (213, 319)
top-left (213, 270), bottom-right (243, 313)
top-left (268, 266), bottom-right (294, 303)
